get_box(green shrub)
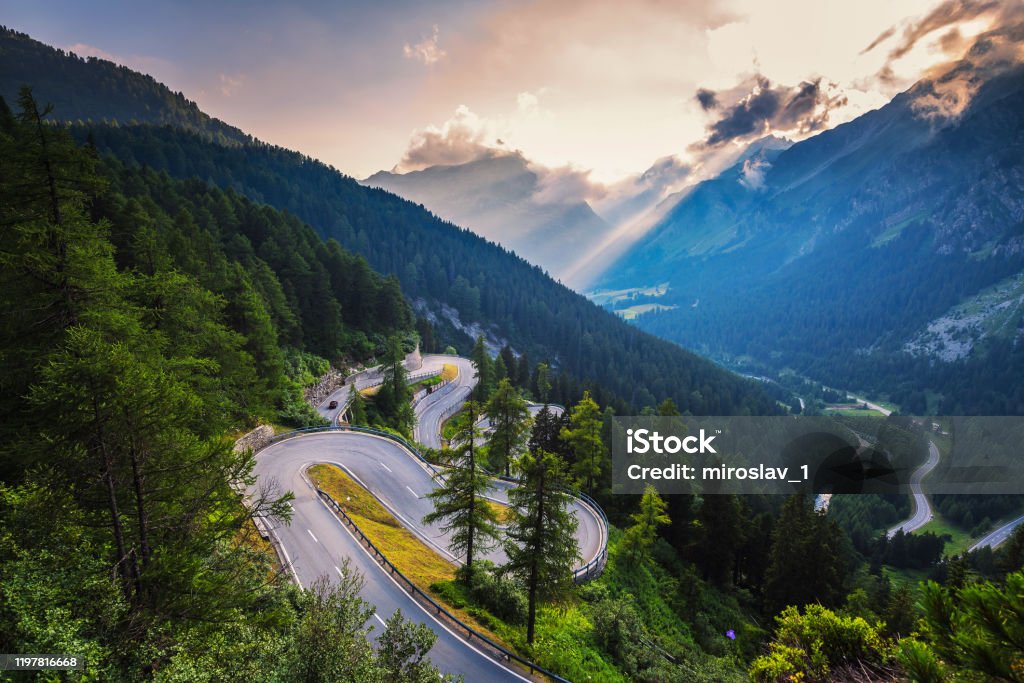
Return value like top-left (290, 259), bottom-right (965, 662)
top-left (456, 562), bottom-right (527, 624)
top-left (749, 604), bottom-right (894, 682)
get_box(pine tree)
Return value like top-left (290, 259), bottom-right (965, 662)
top-left (657, 398), bottom-right (680, 416)
top-left (423, 402), bottom-right (499, 585)
top-left (528, 405), bottom-right (570, 462)
top-left (561, 391), bottom-right (606, 496)
top-left (484, 378), bottom-right (530, 477)
top-left (622, 485), bottom-right (670, 562)
top-left (763, 495), bottom-right (847, 614)
top-left (534, 362), bottom-right (552, 404)
top-left (470, 334), bottom-right (493, 401)
top-left (494, 353), bottom-right (509, 384)
top-left (376, 334), bottom-right (413, 434)
top-left (695, 494), bottom-right (743, 584)
top-left (347, 386), bottom-right (369, 426)
top-left (515, 352), bottom-right (530, 390)
top-left (899, 571), bottom-right (1024, 682)
top-left (504, 449), bottom-right (580, 644)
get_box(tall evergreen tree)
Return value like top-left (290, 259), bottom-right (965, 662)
top-left (423, 402), bottom-right (499, 585)
top-left (347, 386), bottom-right (369, 426)
top-left (695, 494), bottom-right (744, 585)
top-left (534, 362), bottom-right (552, 405)
top-left (484, 378), bottom-right (530, 477)
top-left (515, 352), bottom-right (530, 390)
top-left (504, 449), bottom-right (580, 645)
top-left (622, 485), bottom-right (671, 562)
top-left (470, 334), bottom-right (493, 401)
top-left (561, 391), bottom-right (606, 496)
top-left (375, 334), bottom-right (413, 435)
top-left (763, 495), bottom-right (848, 614)
top-left (494, 352), bottom-right (509, 384)
top-left (528, 405), bottom-right (570, 463)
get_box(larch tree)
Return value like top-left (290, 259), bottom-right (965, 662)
top-left (622, 484), bottom-right (671, 562)
top-left (422, 401), bottom-right (499, 585)
top-left (504, 449), bottom-right (580, 645)
top-left (561, 391), bottom-right (606, 496)
top-left (484, 378), bottom-right (530, 477)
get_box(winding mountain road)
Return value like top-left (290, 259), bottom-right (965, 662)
top-left (886, 440), bottom-right (940, 538)
top-left (251, 354), bottom-right (606, 681)
top-left (413, 355), bottom-right (476, 450)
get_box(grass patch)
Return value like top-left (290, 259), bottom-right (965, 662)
top-left (617, 303), bottom-right (678, 320)
top-left (233, 514), bottom-right (280, 579)
top-left (824, 407), bottom-right (886, 417)
top-left (484, 499), bottom-right (510, 524)
top-left (306, 464), bottom-right (515, 649)
top-left (360, 384), bottom-right (381, 397)
top-left (871, 211), bottom-right (926, 247)
top-left (440, 363), bottom-right (458, 381)
top-left (882, 566), bottom-right (932, 596)
top-left (441, 407), bottom-right (469, 443)
top-left (914, 515), bottom-right (974, 557)
top-left (308, 464), bottom-right (454, 587)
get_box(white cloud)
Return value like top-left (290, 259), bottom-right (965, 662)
top-left (219, 73), bottom-right (245, 97)
top-left (397, 104), bottom-right (506, 171)
top-left (738, 156), bottom-right (770, 190)
top-left (66, 42), bottom-right (119, 62)
top-left (403, 24), bottom-right (447, 65)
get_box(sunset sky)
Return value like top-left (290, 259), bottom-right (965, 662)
top-left (2, 0), bottom-right (1009, 183)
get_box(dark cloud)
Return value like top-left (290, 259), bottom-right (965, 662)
top-left (887, 0), bottom-right (1003, 60)
top-left (938, 26), bottom-right (967, 54)
top-left (695, 88), bottom-right (718, 111)
top-left (695, 75), bottom-right (848, 148)
top-left (861, 26), bottom-right (896, 55)
top-left (862, 0), bottom-right (1024, 88)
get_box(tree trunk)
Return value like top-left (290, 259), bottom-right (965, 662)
top-left (129, 435), bottom-right (152, 568)
top-left (466, 443), bottom-right (475, 585)
top-left (526, 464), bottom-right (546, 645)
top-left (96, 414), bottom-right (138, 601)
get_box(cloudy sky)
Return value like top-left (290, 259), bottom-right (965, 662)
top-left (2, 0), bottom-right (1012, 183)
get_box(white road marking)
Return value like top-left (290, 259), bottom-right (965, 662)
top-left (277, 533), bottom-right (302, 590)
top-left (307, 529), bottom-right (319, 543)
top-left (373, 613), bottom-right (387, 626)
top-left (379, 461), bottom-right (392, 473)
top-left (311, 491), bottom-right (532, 682)
top-left (334, 565), bottom-right (343, 577)
top-left (406, 485), bottom-right (418, 497)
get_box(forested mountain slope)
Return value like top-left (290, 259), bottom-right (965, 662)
top-left (364, 153), bottom-right (613, 285)
top-left (0, 26), bottom-right (247, 145)
top-left (598, 56), bottom-right (1024, 414)
top-left (0, 27), bottom-right (779, 416)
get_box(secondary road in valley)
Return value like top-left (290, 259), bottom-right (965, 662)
top-left (886, 440), bottom-right (940, 538)
top-left (843, 396), bottom-right (940, 538)
top-left (970, 512), bottom-right (1024, 552)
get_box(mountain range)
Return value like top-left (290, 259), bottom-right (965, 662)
top-left (595, 43), bottom-right (1024, 413)
top-left (0, 25), bottom-right (779, 417)
top-left (364, 153), bottom-right (612, 285)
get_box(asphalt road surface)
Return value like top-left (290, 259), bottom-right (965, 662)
top-left (970, 511), bottom-right (1024, 552)
top-left (253, 356), bottom-right (605, 680)
top-left (887, 440), bottom-right (940, 538)
top-left (413, 355), bottom-right (476, 450)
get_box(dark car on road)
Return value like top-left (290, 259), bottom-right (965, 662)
top-left (328, 400), bottom-right (338, 409)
